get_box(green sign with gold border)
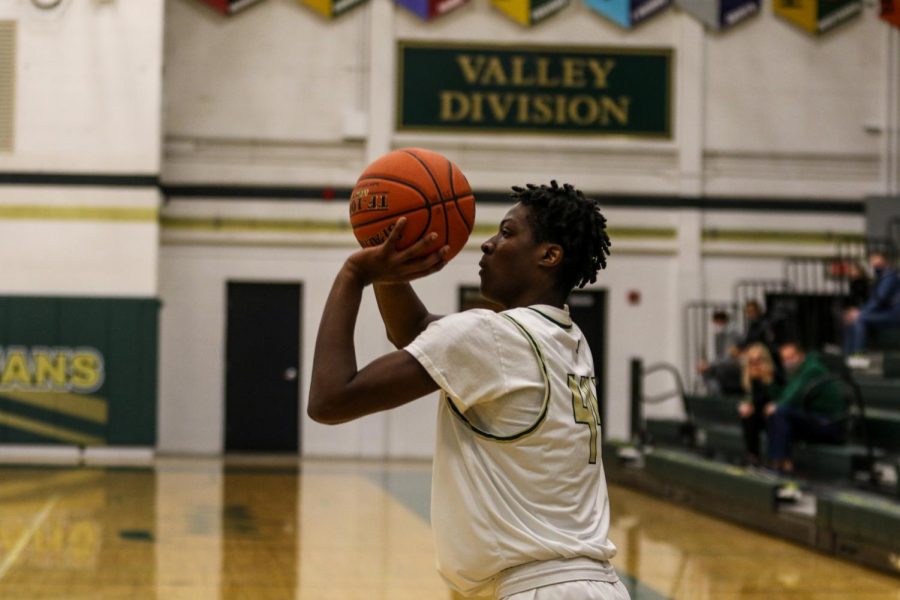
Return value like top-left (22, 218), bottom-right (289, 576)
top-left (397, 41), bottom-right (673, 138)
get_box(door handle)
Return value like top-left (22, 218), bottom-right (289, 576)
top-left (283, 367), bottom-right (298, 382)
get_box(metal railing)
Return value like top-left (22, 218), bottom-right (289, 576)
top-left (683, 301), bottom-right (742, 392)
top-left (733, 279), bottom-right (793, 310)
top-left (784, 257), bottom-right (848, 296)
top-left (630, 358), bottom-right (689, 445)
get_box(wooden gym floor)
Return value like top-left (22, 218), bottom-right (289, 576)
top-left (0, 457), bottom-right (897, 599)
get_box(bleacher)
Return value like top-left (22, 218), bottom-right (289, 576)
top-left (642, 366), bottom-right (899, 485)
top-left (609, 234), bottom-right (900, 577)
top-left (618, 361), bottom-right (900, 574)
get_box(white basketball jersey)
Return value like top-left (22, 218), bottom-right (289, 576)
top-left (405, 304), bottom-right (618, 597)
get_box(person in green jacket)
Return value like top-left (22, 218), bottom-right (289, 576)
top-left (764, 341), bottom-right (846, 473)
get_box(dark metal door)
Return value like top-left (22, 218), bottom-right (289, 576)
top-left (568, 290), bottom-right (608, 426)
top-left (225, 282), bottom-right (301, 452)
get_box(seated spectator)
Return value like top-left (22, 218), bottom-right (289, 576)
top-left (697, 311), bottom-right (743, 395)
top-left (737, 343), bottom-right (783, 466)
top-left (844, 250), bottom-right (900, 355)
top-left (765, 341), bottom-right (846, 474)
top-left (735, 300), bottom-right (776, 354)
top-left (843, 260), bottom-right (870, 310)
top-left (735, 299), bottom-right (783, 380)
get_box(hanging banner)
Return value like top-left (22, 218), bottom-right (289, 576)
top-left (199, 0), bottom-right (266, 14)
top-left (675, 0), bottom-right (759, 30)
top-left (395, 0), bottom-right (470, 20)
top-left (0, 296), bottom-right (159, 447)
top-left (492, 0), bottom-right (571, 26)
top-left (584, 0), bottom-right (671, 28)
top-left (303, 0), bottom-right (368, 18)
top-left (397, 41), bottom-right (673, 138)
top-left (881, 0), bottom-right (900, 28)
top-left (773, 0), bottom-right (862, 34)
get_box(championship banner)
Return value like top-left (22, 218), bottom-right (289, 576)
top-left (303, 0), bottom-right (368, 18)
top-left (773, 0), bottom-right (862, 34)
top-left (585, 0), bottom-right (671, 29)
top-left (675, 0), bottom-right (759, 30)
top-left (397, 41), bottom-right (673, 138)
top-left (881, 0), bottom-right (900, 28)
top-left (492, 0), bottom-right (570, 26)
top-left (199, 0), bottom-right (266, 14)
top-left (395, 0), bottom-right (470, 20)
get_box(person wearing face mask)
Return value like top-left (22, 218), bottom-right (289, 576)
top-left (735, 300), bottom-right (776, 353)
top-left (843, 249), bottom-right (900, 355)
top-left (763, 342), bottom-right (845, 474)
top-left (697, 311), bottom-right (743, 395)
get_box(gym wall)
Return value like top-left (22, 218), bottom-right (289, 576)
top-left (0, 0), bottom-right (892, 457)
top-left (158, 0), bottom-right (886, 456)
top-left (0, 1), bottom-right (164, 450)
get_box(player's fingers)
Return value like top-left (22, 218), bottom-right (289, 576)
top-left (385, 218), bottom-right (407, 248)
top-left (407, 251), bottom-right (449, 280)
top-left (398, 231), bottom-right (439, 261)
top-left (403, 245), bottom-right (449, 274)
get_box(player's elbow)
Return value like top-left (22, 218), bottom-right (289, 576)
top-left (307, 389), bottom-right (347, 425)
top-left (307, 402), bottom-right (342, 425)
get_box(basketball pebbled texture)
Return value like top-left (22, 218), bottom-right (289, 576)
top-left (349, 148), bottom-right (475, 261)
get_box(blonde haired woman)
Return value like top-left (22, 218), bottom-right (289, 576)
top-left (737, 343), bottom-right (783, 465)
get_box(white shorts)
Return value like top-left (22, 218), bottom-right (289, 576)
top-left (501, 579), bottom-right (631, 600)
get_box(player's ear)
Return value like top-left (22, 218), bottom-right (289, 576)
top-left (539, 243), bottom-right (563, 268)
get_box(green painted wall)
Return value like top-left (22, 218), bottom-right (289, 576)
top-left (0, 296), bottom-right (159, 446)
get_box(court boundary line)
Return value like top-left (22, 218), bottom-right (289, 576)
top-left (0, 494), bottom-right (59, 581)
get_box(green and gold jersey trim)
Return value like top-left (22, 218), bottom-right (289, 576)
top-left (445, 314), bottom-right (550, 442)
top-left (528, 307), bottom-right (572, 330)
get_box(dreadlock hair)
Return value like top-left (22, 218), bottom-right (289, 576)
top-left (511, 180), bottom-right (611, 292)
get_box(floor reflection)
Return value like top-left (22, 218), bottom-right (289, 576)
top-left (0, 459), bottom-right (455, 599)
top-left (0, 466), bottom-right (156, 598)
top-left (220, 468), bottom-right (299, 599)
top-left (607, 485), bottom-right (900, 600)
top-left (0, 460), bottom-right (898, 600)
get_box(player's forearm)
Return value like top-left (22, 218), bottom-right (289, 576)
top-left (309, 265), bottom-right (440, 425)
top-left (374, 283), bottom-right (441, 348)
top-left (308, 264), bottom-right (365, 423)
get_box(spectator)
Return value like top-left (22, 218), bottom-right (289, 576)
top-left (696, 311), bottom-right (743, 395)
top-left (842, 260), bottom-right (870, 310)
top-left (737, 343), bottom-right (783, 466)
top-left (843, 249), bottom-right (900, 355)
top-left (765, 341), bottom-right (845, 474)
top-left (735, 300), bottom-right (777, 354)
top-left (735, 299), bottom-right (784, 380)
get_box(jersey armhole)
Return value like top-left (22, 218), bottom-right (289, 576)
top-left (445, 314), bottom-right (551, 443)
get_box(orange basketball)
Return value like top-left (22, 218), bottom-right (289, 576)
top-left (349, 148), bottom-right (475, 261)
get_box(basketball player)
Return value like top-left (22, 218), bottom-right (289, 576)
top-left (309, 181), bottom-right (628, 600)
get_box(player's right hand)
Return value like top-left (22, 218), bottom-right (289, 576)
top-left (344, 217), bottom-right (449, 286)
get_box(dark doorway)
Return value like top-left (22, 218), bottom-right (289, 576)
top-left (457, 287), bottom-right (608, 422)
top-left (225, 282), bottom-right (301, 453)
top-left (567, 290), bottom-right (608, 425)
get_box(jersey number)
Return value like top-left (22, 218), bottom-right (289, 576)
top-left (568, 374), bottom-right (601, 464)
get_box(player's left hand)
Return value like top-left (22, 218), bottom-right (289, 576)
top-left (344, 217), bottom-right (449, 286)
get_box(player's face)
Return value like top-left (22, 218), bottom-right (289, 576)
top-left (479, 203), bottom-right (541, 308)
